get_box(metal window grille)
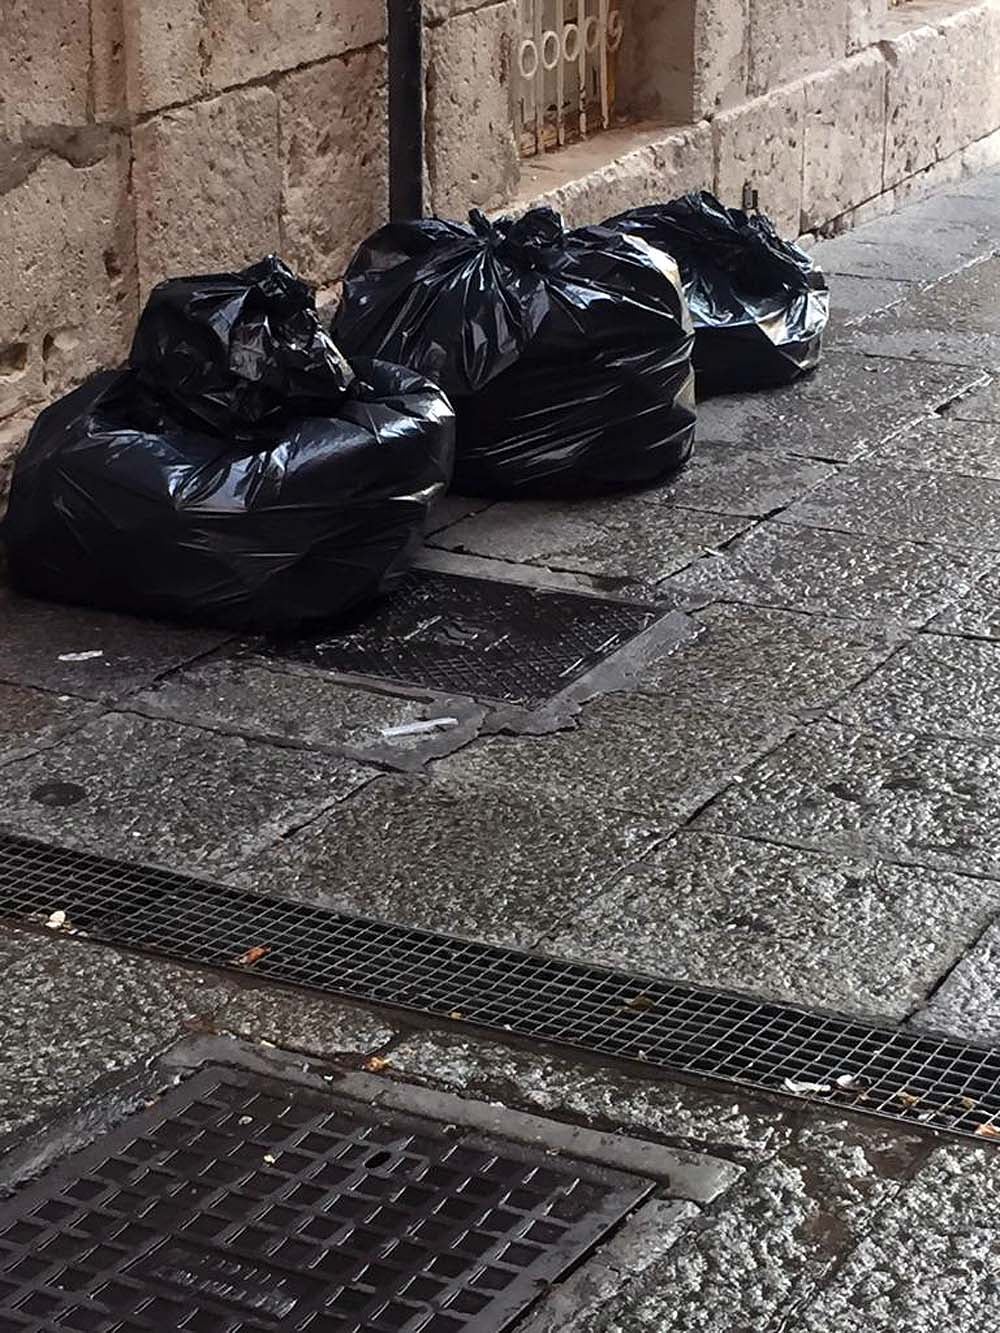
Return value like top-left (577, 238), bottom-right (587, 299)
top-left (515, 0), bottom-right (624, 157)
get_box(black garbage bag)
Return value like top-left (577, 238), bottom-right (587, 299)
top-left (604, 191), bottom-right (829, 396)
top-left (333, 208), bottom-right (696, 497)
top-left (2, 258), bottom-right (455, 630)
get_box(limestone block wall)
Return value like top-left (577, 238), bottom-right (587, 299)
top-left (1, 0), bottom-right (1000, 499)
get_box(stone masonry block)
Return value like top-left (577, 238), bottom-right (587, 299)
top-left (0, 411), bottom-right (34, 511)
top-left (714, 81), bottom-right (806, 236)
top-left (884, 1), bottom-right (1000, 188)
top-left (279, 48), bottom-right (388, 286)
top-left (0, 0), bottom-right (91, 133)
top-left (802, 50), bottom-right (887, 230)
top-left (694, 0), bottom-right (750, 116)
top-left (133, 87), bottom-right (281, 298)
top-left (748, 0), bottom-right (849, 95)
top-left (121, 0), bottom-right (386, 114)
top-left (847, 0), bottom-right (889, 54)
top-left (427, 1), bottom-right (520, 215)
top-left (91, 0), bottom-right (128, 120)
top-left (0, 137), bottom-right (136, 417)
top-left (515, 124), bottom-right (713, 228)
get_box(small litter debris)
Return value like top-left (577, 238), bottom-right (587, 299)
top-left (975, 1123), bottom-right (1000, 1139)
top-left (782, 1077), bottom-right (832, 1095)
top-left (961, 1096), bottom-right (978, 1111)
top-left (45, 910), bottom-right (67, 930)
top-left (263, 1154), bottom-right (277, 1165)
top-left (380, 717), bottom-right (460, 739)
top-left (364, 1056), bottom-right (390, 1073)
top-left (896, 1090), bottom-right (922, 1108)
top-left (623, 995), bottom-right (655, 1012)
top-left (231, 945), bottom-right (269, 967)
top-left (238, 1116), bottom-right (253, 1126)
top-left (57, 650), bottom-right (104, 662)
top-left (835, 1074), bottom-right (859, 1090)
top-left (448, 1010), bottom-right (464, 1020)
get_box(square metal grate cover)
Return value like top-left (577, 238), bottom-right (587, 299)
top-left (0, 1062), bottom-right (650, 1333)
top-left (267, 569), bottom-right (658, 704)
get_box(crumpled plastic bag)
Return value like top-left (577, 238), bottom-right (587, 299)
top-left (2, 257), bottom-right (455, 630)
top-left (333, 207), bottom-right (696, 497)
top-left (604, 191), bottom-right (829, 396)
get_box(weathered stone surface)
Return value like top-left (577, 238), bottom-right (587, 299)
top-left (0, 930), bottom-right (230, 1142)
top-left (279, 48), bottom-right (387, 286)
top-left (670, 520), bottom-right (983, 625)
top-left (910, 919), bottom-right (1000, 1043)
top-left (434, 693), bottom-right (793, 824)
top-left (0, 712), bottom-right (370, 873)
top-left (133, 87), bottom-right (281, 297)
top-left (546, 832), bottom-right (1000, 1018)
top-left (217, 988), bottom-right (395, 1057)
top-left (791, 1146), bottom-right (1000, 1333)
top-left (0, 683), bottom-right (95, 766)
top-left (782, 462), bottom-right (1000, 550)
top-left (950, 375), bottom-right (1000, 422)
top-left (0, 411), bottom-right (32, 506)
top-left (91, 0), bottom-right (128, 119)
top-left (1, 139), bottom-right (136, 415)
top-left (131, 659), bottom-right (482, 768)
top-left (713, 81), bottom-right (806, 235)
top-left (749, 0), bottom-right (848, 95)
top-left (387, 1032), bottom-right (787, 1159)
top-left (884, 2), bottom-right (1000, 188)
top-left (847, 0), bottom-right (888, 53)
top-left (835, 633), bottom-right (1000, 741)
top-left (697, 720), bottom-right (1000, 876)
top-left (430, 498), bottom-right (748, 584)
top-left (667, 443), bottom-right (834, 517)
top-left (828, 274), bottom-right (911, 323)
top-left (871, 414), bottom-right (1000, 477)
top-left (427, 1), bottom-right (520, 215)
top-left (0, 589), bottom-right (229, 701)
top-left (122, 0), bottom-right (386, 113)
top-left (232, 771), bottom-right (657, 947)
top-left (693, 0), bottom-right (750, 115)
top-left (834, 253), bottom-right (1000, 366)
top-left (802, 51), bottom-right (887, 230)
top-left (638, 603), bottom-right (900, 713)
top-left (0, 0), bottom-right (91, 132)
top-left (694, 352), bottom-right (982, 462)
top-left (513, 124), bottom-right (713, 228)
top-left (928, 565), bottom-right (1000, 639)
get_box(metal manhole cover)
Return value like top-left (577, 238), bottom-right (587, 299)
top-left (0, 1063), bottom-right (650, 1332)
top-left (267, 570), bottom-right (659, 705)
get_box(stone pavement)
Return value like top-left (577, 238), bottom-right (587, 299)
top-left (4, 173), bottom-right (1000, 1328)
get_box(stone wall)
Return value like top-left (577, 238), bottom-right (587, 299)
top-left (2, 0), bottom-right (1000, 496)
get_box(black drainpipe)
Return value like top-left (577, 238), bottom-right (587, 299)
top-left (388, 0), bottom-right (425, 220)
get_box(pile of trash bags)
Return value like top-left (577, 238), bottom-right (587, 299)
top-left (2, 258), bottom-right (455, 630)
top-left (333, 207), bottom-right (697, 497)
top-left (2, 192), bottom-right (828, 631)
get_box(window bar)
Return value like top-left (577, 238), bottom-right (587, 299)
top-left (598, 0), bottom-right (610, 128)
top-left (556, 0), bottom-right (566, 145)
top-left (533, 0), bottom-right (545, 155)
top-left (578, 0), bottom-right (589, 139)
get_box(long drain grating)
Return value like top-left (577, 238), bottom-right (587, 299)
top-left (1, 831), bottom-right (1000, 1142)
top-left (0, 1061), bottom-right (649, 1332)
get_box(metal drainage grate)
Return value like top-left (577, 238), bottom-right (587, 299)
top-left (267, 570), bottom-right (658, 705)
top-left (0, 1062), bottom-right (650, 1332)
top-left (1, 831), bottom-right (1000, 1142)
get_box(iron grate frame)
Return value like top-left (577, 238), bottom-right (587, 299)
top-left (265, 569), bottom-right (660, 705)
top-left (1, 830), bottom-right (1000, 1143)
top-left (0, 1061), bottom-right (651, 1332)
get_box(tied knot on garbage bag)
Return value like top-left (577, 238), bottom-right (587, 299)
top-left (2, 257), bottom-right (455, 631)
top-left (604, 190), bottom-right (829, 397)
top-left (130, 255), bottom-right (355, 430)
top-left (334, 207), bottom-right (696, 497)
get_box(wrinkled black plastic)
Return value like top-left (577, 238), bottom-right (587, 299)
top-left (3, 258), bottom-right (455, 630)
top-left (604, 191), bottom-right (829, 397)
top-left (334, 208), bottom-right (696, 496)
